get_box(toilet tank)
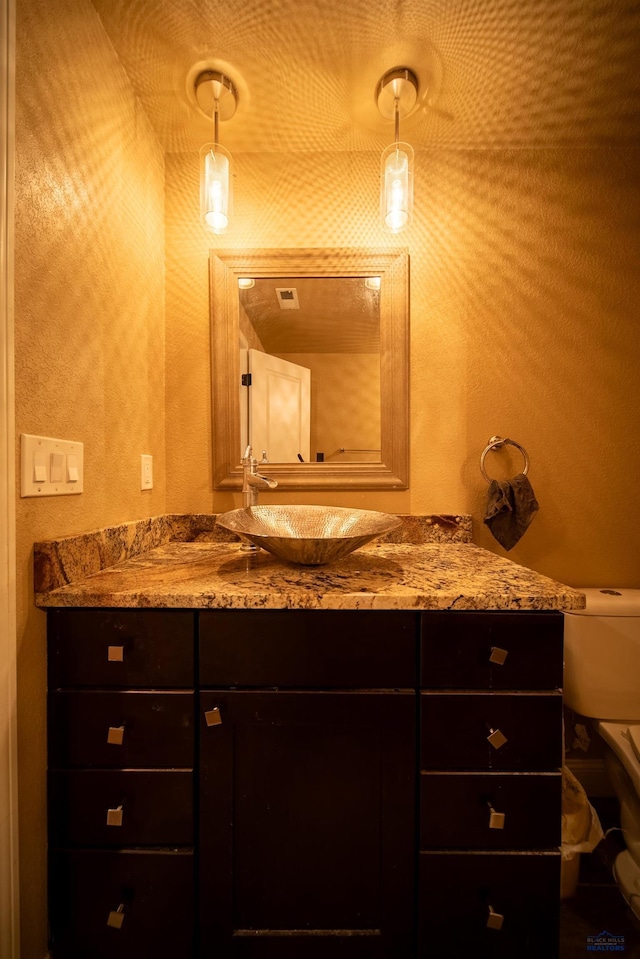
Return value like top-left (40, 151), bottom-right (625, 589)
top-left (564, 588), bottom-right (640, 721)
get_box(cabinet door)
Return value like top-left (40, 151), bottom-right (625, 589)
top-left (48, 690), bottom-right (194, 768)
top-left (49, 769), bottom-right (193, 846)
top-left (420, 611), bottom-right (563, 690)
top-left (420, 771), bottom-right (561, 849)
top-left (199, 690), bottom-right (415, 959)
top-left (49, 848), bottom-right (194, 959)
top-left (421, 691), bottom-right (563, 771)
top-left (48, 609), bottom-right (194, 688)
top-left (419, 851), bottom-right (560, 959)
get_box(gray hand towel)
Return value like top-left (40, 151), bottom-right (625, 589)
top-left (483, 473), bottom-right (539, 551)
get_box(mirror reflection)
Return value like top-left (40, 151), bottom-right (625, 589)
top-left (238, 276), bottom-right (381, 464)
top-left (210, 248), bottom-right (408, 491)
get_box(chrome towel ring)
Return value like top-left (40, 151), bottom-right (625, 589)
top-left (480, 435), bottom-right (530, 483)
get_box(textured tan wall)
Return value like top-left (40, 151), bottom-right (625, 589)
top-left (14, 0), bottom-right (165, 953)
top-left (278, 353), bottom-right (381, 462)
top-left (165, 147), bottom-right (640, 587)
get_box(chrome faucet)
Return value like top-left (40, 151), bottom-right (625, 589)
top-left (242, 446), bottom-right (278, 507)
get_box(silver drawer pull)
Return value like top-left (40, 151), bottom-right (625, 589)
top-left (107, 645), bottom-right (124, 662)
top-left (487, 905), bottom-right (504, 930)
top-left (107, 903), bottom-right (125, 929)
top-left (106, 804), bottom-right (123, 827)
top-left (487, 802), bottom-right (506, 829)
top-left (487, 727), bottom-right (508, 750)
top-left (107, 725), bottom-right (125, 745)
top-left (489, 645), bottom-right (508, 666)
top-left (205, 706), bottom-right (222, 727)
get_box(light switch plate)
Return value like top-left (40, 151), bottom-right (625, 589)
top-left (20, 434), bottom-right (84, 497)
top-left (140, 454), bottom-right (153, 490)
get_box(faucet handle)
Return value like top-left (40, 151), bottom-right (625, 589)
top-left (242, 445), bottom-right (258, 472)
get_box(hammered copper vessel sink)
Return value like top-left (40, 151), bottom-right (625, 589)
top-left (216, 505), bottom-right (402, 565)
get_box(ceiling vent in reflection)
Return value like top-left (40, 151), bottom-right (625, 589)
top-left (275, 288), bottom-right (300, 310)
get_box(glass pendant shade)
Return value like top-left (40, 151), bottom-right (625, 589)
top-left (376, 67), bottom-right (418, 235)
top-left (194, 70), bottom-right (238, 234)
top-left (200, 142), bottom-right (233, 234)
top-left (380, 141), bottom-right (414, 234)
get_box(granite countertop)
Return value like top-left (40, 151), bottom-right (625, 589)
top-left (34, 514), bottom-right (585, 612)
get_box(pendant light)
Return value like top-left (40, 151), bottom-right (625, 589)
top-left (376, 68), bottom-right (418, 234)
top-left (195, 71), bottom-right (237, 234)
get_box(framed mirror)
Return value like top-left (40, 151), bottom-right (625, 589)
top-left (210, 248), bottom-right (409, 490)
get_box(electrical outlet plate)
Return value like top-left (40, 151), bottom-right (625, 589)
top-left (20, 434), bottom-right (84, 497)
top-left (140, 454), bottom-right (153, 490)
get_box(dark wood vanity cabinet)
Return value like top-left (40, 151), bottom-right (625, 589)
top-left (47, 609), bottom-right (196, 959)
top-left (419, 611), bottom-right (564, 959)
top-left (198, 609), bottom-right (417, 959)
top-left (46, 606), bottom-right (564, 959)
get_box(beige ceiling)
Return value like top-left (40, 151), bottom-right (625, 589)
top-left (240, 276), bottom-right (380, 354)
top-left (90, 0), bottom-right (640, 155)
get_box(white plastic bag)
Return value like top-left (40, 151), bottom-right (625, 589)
top-left (561, 764), bottom-right (604, 859)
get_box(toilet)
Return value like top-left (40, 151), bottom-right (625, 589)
top-left (564, 588), bottom-right (640, 918)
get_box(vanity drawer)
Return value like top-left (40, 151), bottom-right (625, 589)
top-left (419, 851), bottom-right (560, 958)
top-left (420, 611), bottom-right (563, 690)
top-left (199, 609), bottom-right (417, 687)
top-left (49, 848), bottom-right (194, 959)
top-left (49, 770), bottom-right (193, 847)
top-left (420, 772), bottom-right (561, 850)
top-left (48, 609), bottom-right (194, 688)
top-left (49, 690), bottom-right (194, 768)
top-left (420, 692), bottom-right (563, 770)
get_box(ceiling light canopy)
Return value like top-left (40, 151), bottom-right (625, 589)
top-left (376, 68), bottom-right (418, 234)
top-left (195, 70), bottom-right (238, 234)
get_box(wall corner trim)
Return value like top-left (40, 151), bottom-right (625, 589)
top-left (0, 0), bottom-right (20, 957)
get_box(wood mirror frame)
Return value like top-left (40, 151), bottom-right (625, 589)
top-left (210, 248), bottom-right (409, 490)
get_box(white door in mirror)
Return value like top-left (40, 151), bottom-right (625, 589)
top-left (247, 350), bottom-right (311, 463)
